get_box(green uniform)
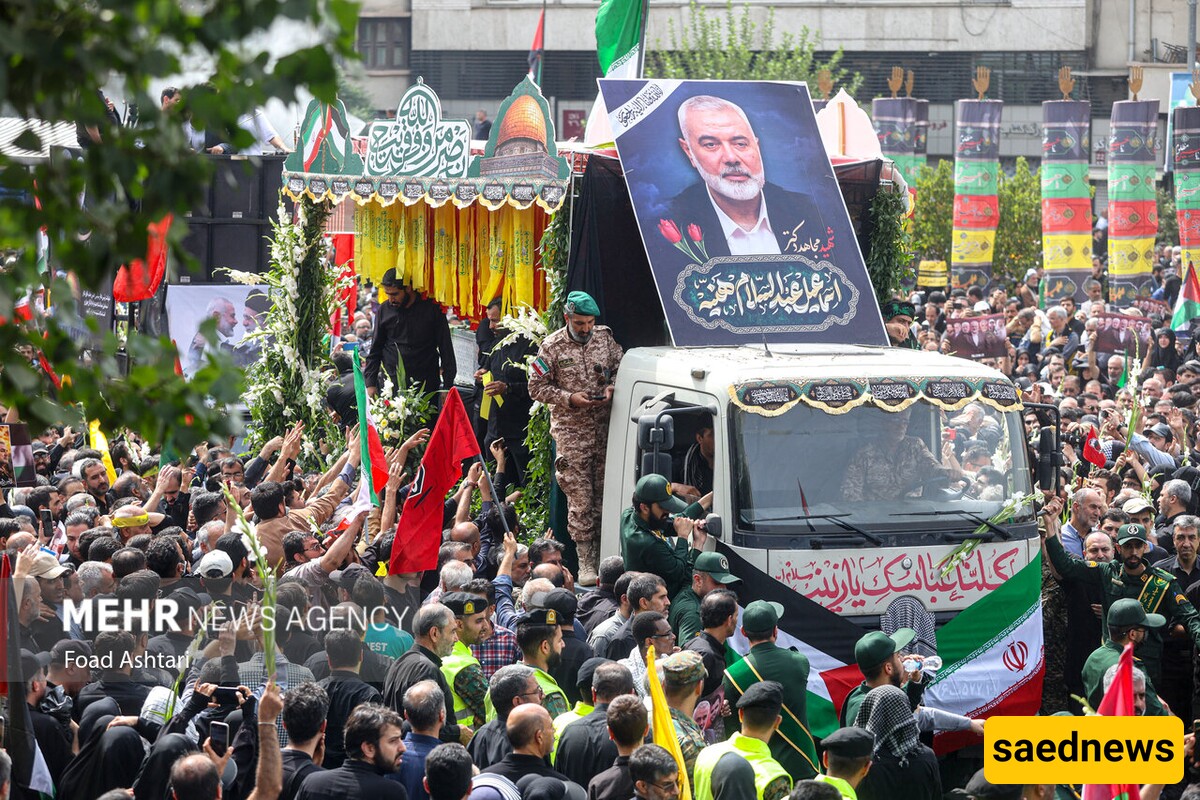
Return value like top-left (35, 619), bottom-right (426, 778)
top-left (814, 775), bottom-right (857, 800)
top-left (440, 640), bottom-right (487, 726)
top-left (693, 733), bottom-right (791, 800)
top-left (1046, 535), bottom-right (1200, 684)
top-left (1080, 639), bottom-right (1167, 715)
top-left (619, 502), bottom-right (705, 599)
top-left (669, 587), bottom-right (703, 643)
top-left (723, 641), bottom-right (819, 780)
top-left (839, 680), bottom-right (923, 727)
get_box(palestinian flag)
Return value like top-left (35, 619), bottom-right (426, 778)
top-left (1172, 261), bottom-right (1200, 334)
top-left (351, 349), bottom-right (389, 506)
top-left (301, 102), bottom-right (348, 173)
top-left (527, 8), bottom-right (545, 86)
top-left (923, 553), bottom-right (1044, 753)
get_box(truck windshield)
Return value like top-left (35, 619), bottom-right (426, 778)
top-left (731, 398), bottom-right (1035, 539)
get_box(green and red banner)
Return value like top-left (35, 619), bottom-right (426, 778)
top-left (1172, 105), bottom-right (1200, 334)
top-left (1040, 101), bottom-right (1093, 304)
top-left (951, 100), bottom-right (1003, 291)
top-left (1107, 100), bottom-right (1160, 304)
top-left (872, 98), bottom-right (925, 188)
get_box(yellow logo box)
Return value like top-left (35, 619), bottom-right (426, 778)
top-left (985, 716), bottom-right (1183, 784)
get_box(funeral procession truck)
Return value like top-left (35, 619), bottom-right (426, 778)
top-left (595, 344), bottom-right (1051, 747)
top-left (580, 76), bottom-right (1056, 751)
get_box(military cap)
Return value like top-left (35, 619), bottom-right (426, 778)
top-left (634, 474), bottom-right (688, 514)
top-left (1107, 597), bottom-right (1166, 629)
top-left (736, 680), bottom-right (783, 712)
top-left (442, 592), bottom-right (486, 618)
top-left (963, 768), bottom-right (1023, 800)
top-left (854, 628), bottom-right (916, 672)
top-left (1117, 523), bottom-right (1149, 545)
top-left (742, 600), bottom-right (784, 635)
top-left (821, 727), bottom-right (874, 759)
top-left (564, 291), bottom-right (600, 317)
top-left (660, 651), bottom-right (706, 687)
top-left (881, 299), bottom-right (916, 321)
top-left (516, 607), bottom-right (560, 627)
top-left (541, 588), bottom-right (578, 625)
top-left (694, 552), bottom-right (740, 584)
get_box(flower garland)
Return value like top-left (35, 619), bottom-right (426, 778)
top-left (228, 196), bottom-right (346, 468)
top-left (368, 374), bottom-right (436, 451)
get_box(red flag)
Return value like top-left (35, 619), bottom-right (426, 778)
top-left (1081, 643), bottom-right (1139, 800)
top-left (1083, 426), bottom-right (1106, 468)
top-left (391, 389), bottom-right (480, 574)
top-left (113, 214), bottom-right (173, 303)
top-left (330, 234), bottom-right (356, 336)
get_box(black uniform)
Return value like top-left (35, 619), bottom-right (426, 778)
top-left (319, 670), bottom-right (384, 768)
top-left (467, 717), bottom-right (512, 770)
top-left (383, 644), bottom-right (462, 743)
top-left (282, 751), bottom-right (325, 800)
top-left (296, 758), bottom-right (408, 800)
top-left (482, 753), bottom-right (570, 784)
top-left (551, 629), bottom-right (594, 707)
top-left (587, 755), bottom-right (633, 800)
top-left (364, 296), bottom-right (456, 395)
top-left (554, 703), bottom-right (616, 788)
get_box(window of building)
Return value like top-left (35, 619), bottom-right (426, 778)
top-left (358, 18), bottom-right (411, 71)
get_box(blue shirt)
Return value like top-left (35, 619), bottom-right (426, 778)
top-left (391, 732), bottom-right (442, 800)
top-left (1061, 521), bottom-right (1085, 558)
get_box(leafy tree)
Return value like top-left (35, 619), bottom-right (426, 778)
top-left (993, 157), bottom-right (1043, 287)
top-left (864, 189), bottom-right (913, 306)
top-left (647, 2), bottom-right (861, 94)
top-left (911, 159), bottom-right (954, 263)
top-left (0, 0), bottom-right (357, 450)
top-left (1158, 186), bottom-right (1179, 248)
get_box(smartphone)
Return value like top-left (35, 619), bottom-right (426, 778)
top-left (209, 721), bottom-right (230, 757)
top-left (212, 686), bottom-right (242, 706)
top-left (38, 510), bottom-right (53, 543)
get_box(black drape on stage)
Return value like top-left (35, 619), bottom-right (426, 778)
top-left (566, 155), bottom-right (669, 349)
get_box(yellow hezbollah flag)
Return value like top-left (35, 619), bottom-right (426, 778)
top-left (1108, 237), bottom-right (1155, 276)
top-left (88, 419), bottom-right (118, 484)
top-left (1042, 233), bottom-right (1092, 269)
top-left (950, 229), bottom-right (995, 265)
top-left (647, 645), bottom-right (692, 800)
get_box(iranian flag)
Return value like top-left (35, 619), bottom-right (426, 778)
top-left (924, 553), bottom-right (1044, 753)
top-left (351, 349), bottom-right (389, 506)
top-left (584, 0), bottom-right (646, 146)
top-left (1172, 261), bottom-right (1200, 334)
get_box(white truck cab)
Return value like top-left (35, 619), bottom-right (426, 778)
top-left (599, 343), bottom-right (1041, 629)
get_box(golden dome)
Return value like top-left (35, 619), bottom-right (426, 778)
top-left (496, 95), bottom-right (547, 148)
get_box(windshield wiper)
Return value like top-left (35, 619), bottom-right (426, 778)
top-left (747, 513), bottom-right (882, 545)
top-left (890, 509), bottom-right (1013, 541)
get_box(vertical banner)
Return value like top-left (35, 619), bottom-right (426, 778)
top-left (1040, 101), bottom-right (1093, 303)
top-left (1174, 105), bottom-right (1200, 306)
top-left (1107, 100), bottom-right (1160, 303)
top-left (914, 99), bottom-right (930, 168)
top-left (951, 100), bottom-right (1003, 291)
top-left (872, 98), bottom-right (923, 187)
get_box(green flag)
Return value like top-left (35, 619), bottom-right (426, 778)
top-left (595, 0), bottom-right (644, 77)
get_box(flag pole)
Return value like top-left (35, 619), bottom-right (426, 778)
top-left (476, 454), bottom-right (512, 534)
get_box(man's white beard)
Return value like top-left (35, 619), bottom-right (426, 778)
top-left (696, 162), bottom-right (765, 203)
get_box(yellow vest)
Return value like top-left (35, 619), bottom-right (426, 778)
top-left (815, 774), bottom-right (856, 800)
top-left (440, 641), bottom-right (482, 724)
top-left (693, 734), bottom-right (791, 800)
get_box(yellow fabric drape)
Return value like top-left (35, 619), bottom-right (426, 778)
top-left (512, 207), bottom-right (535, 311)
top-left (355, 203), bottom-right (403, 290)
top-left (432, 204), bottom-right (458, 308)
top-left (457, 206), bottom-right (476, 315)
top-left (647, 646), bottom-right (692, 800)
top-left (484, 207), bottom-right (508, 312)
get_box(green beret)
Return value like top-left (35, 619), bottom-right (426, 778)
top-left (564, 291), bottom-right (600, 317)
top-left (881, 300), bottom-right (916, 321)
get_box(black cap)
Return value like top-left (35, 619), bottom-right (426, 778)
top-left (49, 639), bottom-right (90, 666)
top-left (442, 592), bottom-right (486, 618)
top-left (329, 563), bottom-right (373, 593)
top-left (576, 657), bottom-right (611, 692)
top-left (167, 587), bottom-right (212, 614)
top-left (516, 607), bottom-right (560, 627)
top-left (20, 649), bottom-right (49, 682)
top-left (963, 769), bottom-right (1023, 800)
top-left (736, 680), bottom-right (783, 714)
top-left (541, 588), bottom-right (578, 626)
top-left (821, 727), bottom-right (875, 758)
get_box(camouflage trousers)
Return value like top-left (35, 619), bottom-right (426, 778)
top-left (555, 441), bottom-right (607, 544)
top-left (1041, 558), bottom-right (1068, 714)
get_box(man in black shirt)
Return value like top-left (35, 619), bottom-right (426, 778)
top-left (543, 588), bottom-right (593, 706)
top-left (319, 630), bottom-right (384, 768)
top-left (76, 630), bottom-right (151, 717)
top-left (281, 682), bottom-right (330, 800)
top-left (383, 603), bottom-right (467, 744)
top-left (482, 704), bottom-right (574, 785)
top-left (365, 269), bottom-right (456, 397)
top-left (467, 664), bottom-right (535, 769)
top-left (296, 704), bottom-right (408, 800)
top-left (22, 650), bottom-right (73, 788)
top-left (587, 694), bottom-right (647, 800)
top-left (577, 557), bottom-right (623, 636)
top-left (554, 662), bottom-right (634, 786)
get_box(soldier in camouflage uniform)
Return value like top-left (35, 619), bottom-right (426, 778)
top-left (660, 651), bottom-right (708, 783)
top-left (1044, 511), bottom-right (1200, 687)
top-left (528, 291), bottom-right (624, 585)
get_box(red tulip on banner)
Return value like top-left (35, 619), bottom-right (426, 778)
top-left (113, 215), bottom-right (173, 303)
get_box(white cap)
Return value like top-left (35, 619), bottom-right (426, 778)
top-left (973, 301), bottom-right (991, 312)
top-left (197, 550), bottom-right (234, 579)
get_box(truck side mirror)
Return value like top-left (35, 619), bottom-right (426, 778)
top-left (637, 414), bottom-right (675, 452)
top-left (704, 513), bottom-right (722, 540)
top-left (1036, 427), bottom-right (1059, 492)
